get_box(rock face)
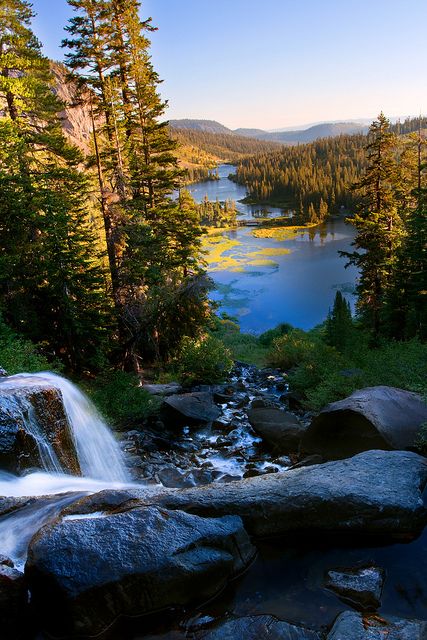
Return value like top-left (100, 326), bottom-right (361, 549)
top-left (0, 382), bottom-right (80, 474)
top-left (326, 611), bottom-right (427, 639)
top-left (325, 565), bottom-right (385, 610)
top-left (163, 392), bottom-right (221, 425)
top-left (302, 386), bottom-right (427, 460)
top-left (197, 615), bottom-right (321, 639)
top-left (64, 450), bottom-right (427, 540)
top-left (248, 407), bottom-right (305, 452)
top-left (26, 506), bottom-right (255, 638)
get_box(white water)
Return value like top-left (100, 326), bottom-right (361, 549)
top-left (0, 372), bottom-right (134, 568)
top-left (0, 372), bottom-right (129, 482)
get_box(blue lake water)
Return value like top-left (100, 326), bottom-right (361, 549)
top-left (192, 165), bottom-right (358, 333)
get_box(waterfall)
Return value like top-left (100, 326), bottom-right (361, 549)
top-left (0, 372), bottom-right (129, 482)
top-left (0, 372), bottom-right (134, 568)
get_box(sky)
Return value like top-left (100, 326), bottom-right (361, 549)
top-left (31, 0), bottom-right (427, 130)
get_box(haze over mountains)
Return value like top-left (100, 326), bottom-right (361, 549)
top-left (169, 118), bottom-right (370, 145)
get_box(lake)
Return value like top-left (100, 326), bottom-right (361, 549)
top-left (190, 165), bottom-right (359, 333)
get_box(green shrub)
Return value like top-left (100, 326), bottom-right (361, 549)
top-left (210, 317), bottom-right (269, 366)
top-left (0, 313), bottom-right (58, 374)
top-left (87, 371), bottom-right (160, 429)
top-left (414, 422), bottom-right (427, 455)
top-left (176, 334), bottom-right (233, 386)
top-left (259, 323), bottom-right (293, 346)
top-left (268, 329), bottom-right (320, 370)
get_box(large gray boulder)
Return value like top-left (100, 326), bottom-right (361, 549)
top-left (196, 615), bottom-right (321, 639)
top-left (63, 450), bottom-right (427, 540)
top-left (327, 611), bottom-right (427, 639)
top-left (301, 386), bottom-right (427, 460)
top-left (0, 381), bottom-right (80, 474)
top-left (248, 407), bottom-right (305, 452)
top-left (163, 392), bottom-right (221, 424)
top-left (26, 505), bottom-right (255, 638)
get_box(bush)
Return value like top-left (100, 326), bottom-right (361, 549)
top-left (259, 323), bottom-right (293, 347)
top-left (0, 313), bottom-right (58, 374)
top-left (87, 371), bottom-right (160, 429)
top-left (210, 317), bottom-right (269, 366)
top-left (268, 329), bottom-right (321, 370)
top-left (176, 334), bottom-right (233, 386)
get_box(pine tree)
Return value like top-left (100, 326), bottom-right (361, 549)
top-left (0, 0), bottom-right (110, 370)
top-left (342, 113), bottom-right (403, 336)
top-left (325, 291), bottom-right (354, 351)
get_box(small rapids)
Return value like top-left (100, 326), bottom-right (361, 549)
top-left (0, 372), bottom-right (134, 568)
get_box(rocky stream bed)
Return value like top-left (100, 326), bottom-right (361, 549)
top-left (1, 367), bottom-right (427, 639)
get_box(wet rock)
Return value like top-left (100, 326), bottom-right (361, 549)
top-left (279, 391), bottom-right (304, 411)
top-left (26, 506), bottom-right (255, 638)
top-left (197, 615), bottom-right (321, 639)
top-left (67, 450), bottom-right (427, 540)
top-left (0, 368), bottom-right (8, 377)
top-left (302, 386), bottom-right (427, 460)
top-left (0, 383), bottom-right (80, 474)
top-left (142, 383), bottom-right (182, 396)
top-left (163, 392), bottom-right (221, 425)
top-left (290, 454), bottom-right (324, 470)
top-left (0, 555), bottom-right (14, 568)
top-left (248, 408), bottom-right (305, 452)
top-left (325, 564), bottom-right (385, 610)
top-left (250, 397), bottom-right (281, 409)
top-left (326, 610), bottom-right (427, 639)
top-left (0, 564), bottom-right (28, 639)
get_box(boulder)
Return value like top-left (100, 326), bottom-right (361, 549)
top-left (0, 564), bottom-right (28, 639)
top-left (196, 615), bottom-right (321, 639)
top-left (142, 382), bottom-right (182, 396)
top-left (163, 392), bottom-right (221, 425)
top-left (63, 450), bottom-right (427, 540)
top-left (26, 506), bottom-right (255, 638)
top-left (302, 386), bottom-right (427, 460)
top-left (325, 564), bottom-right (385, 610)
top-left (326, 611), bottom-right (427, 639)
top-left (248, 408), bottom-right (305, 452)
top-left (0, 382), bottom-right (80, 474)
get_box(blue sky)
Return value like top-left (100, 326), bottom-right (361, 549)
top-left (32, 0), bottom-right (427, 130)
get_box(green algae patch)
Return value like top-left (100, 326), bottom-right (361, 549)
top-left (252, 224), bottom-right (318, 241)
top-left (202, 233), bottom-right (242, 271)
top-left (249, 247), bottom-right (291, 257)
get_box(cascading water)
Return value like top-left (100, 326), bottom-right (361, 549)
top-left (0, 372), bottom-right (134, 568)
top-left (0, 372), bottom-right (129, 482)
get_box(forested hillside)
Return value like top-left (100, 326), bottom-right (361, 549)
top-left (234, 118), bottom-right (427, 223)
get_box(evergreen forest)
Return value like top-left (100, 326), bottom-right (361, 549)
top-left (0, 0), bottom-right (426, 417)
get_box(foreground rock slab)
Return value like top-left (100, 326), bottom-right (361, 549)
top-left (26, 506), bottom-right (255, 638)
top-left (327, 610), bottom-right (427, 639)
top-left (65, 450), bottom-right (427, 540)
top-left (248, 408), bottom-right (305, 453)
top-left (196, 615), bottom-right (321, 639)
top-left (325, 564), bottom-right (385, 611)
top-left (163, 392), bottom-right (221, 424)
top-left (302, 386), bottom-right (427, 459)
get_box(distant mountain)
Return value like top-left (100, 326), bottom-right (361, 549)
top-left (169, 119), bottom-right (233, 135)
top-left (237, 122), bottom-right (369, 143)
top-left (234, 127), bottom-right (269, 138)
top-left (169, 118), bottom-right (369, 145)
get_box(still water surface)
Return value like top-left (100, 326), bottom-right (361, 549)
top-left (191, 165), bottom-right (358, 332)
